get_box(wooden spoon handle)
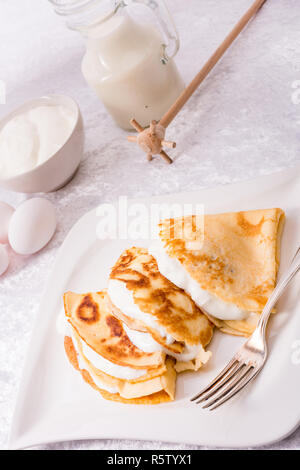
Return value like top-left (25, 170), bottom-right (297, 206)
top-left (159, 0), bottom-right (267, 129)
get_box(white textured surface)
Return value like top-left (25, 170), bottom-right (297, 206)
top-left (0, 0), bottom-right (299, 450)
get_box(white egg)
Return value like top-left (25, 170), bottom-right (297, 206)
top-left (8, 197), bottom-right (56, 255)
top-left (0, 201), bottom-right (14, 244)
top-left (0, 244), bottom-right (9, 275)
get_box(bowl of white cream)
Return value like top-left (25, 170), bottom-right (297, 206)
top-left (0, 95), bottom-right (84, 193)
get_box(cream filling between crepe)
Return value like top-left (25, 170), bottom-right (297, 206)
top-left (123, 323), bottom-right (203, 362)
top-left (107, 279), bottom-right (175, 344)
top-left (57, 311), bottom-right (118, 393)
top-left (72, 334), bottom-right (119, 394)
top-left (56, 311), bottom-right (147, 381)
top-left (149, 240), bottom-right (251, 322)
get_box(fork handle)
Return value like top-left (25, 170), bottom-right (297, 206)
top-left (256, 246), bottom-right (300, 335)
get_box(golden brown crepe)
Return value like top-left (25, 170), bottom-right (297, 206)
top-left (158, 208), bottom-right (285, 337)
top-left (63, 290), bottom-right (176, 402)
top-left (64, 336), bottom-right (176, 404)
top-left (204, 312), bottom-right (261, 337)
top-left (108, 247), bottom-right (214, 349)
top-left (72, 328), bottom-right (166, 384)
top-left (106, 295), bottom-right (184, 354)
top-left (64, 290), bottom-right (164, 369)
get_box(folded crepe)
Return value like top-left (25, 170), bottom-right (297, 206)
top-left (149, 208), bottom-right (285, 337)
top-left (107, 247), bottom-right (213, 372)
top-left (63, 290), bottom-right (176, 404)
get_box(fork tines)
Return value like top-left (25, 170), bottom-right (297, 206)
top-left (191, 359), bottom-right (255, 410)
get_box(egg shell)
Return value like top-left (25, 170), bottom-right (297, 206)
top-left (0, 201), bottom-right (14, 244)
top-left (8, 197), bottom-right (56, 255)
top-left (0, 244), bottom-right (9, 275)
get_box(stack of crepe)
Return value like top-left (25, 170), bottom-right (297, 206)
top-left (62, 247), bottom-right (213, 404)
top-left (61, 207), bottom-right (284, 404)
top-left (63, 291), bottom-right (176, 404)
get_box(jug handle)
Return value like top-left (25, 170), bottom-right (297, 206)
top-left (128, 0), bottom-right (180, 63)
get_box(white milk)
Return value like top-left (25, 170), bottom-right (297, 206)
top-left (81, 13), bottom-right (184, 129)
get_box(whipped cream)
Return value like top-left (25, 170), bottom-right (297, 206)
top-left (70, 332), bottom-right (118, 394)
top-left (56, 309), bottom-right (72, 336)
top-left (149, 240), bottom-right (249, 321)
top-left (123, 323), bottom-right (163, 353)
top-left (78, 333), bottom-right (147, 380)
top-left (0, 105), bottom-right (76, 179)
top-left (107, 278), bottom-right (175, 344)
top-left (123, 323), bottom-right (203, 362)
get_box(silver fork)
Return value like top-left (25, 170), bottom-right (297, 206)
top-left (191, 246), bottom-right (300, 410)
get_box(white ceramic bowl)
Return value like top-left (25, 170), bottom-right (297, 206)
top-left (0, 95), bottom-right (84, 193)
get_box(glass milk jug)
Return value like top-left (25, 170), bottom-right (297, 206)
top-left (50, 0), bottom-right (185, 129)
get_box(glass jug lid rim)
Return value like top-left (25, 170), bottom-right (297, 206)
top-left (49, 0), bottom-right (124, 30)
top-left (49, 0), bottom-right (122, 17)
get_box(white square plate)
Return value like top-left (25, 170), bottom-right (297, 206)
top-left (9, 167), bottom-right (300, 449)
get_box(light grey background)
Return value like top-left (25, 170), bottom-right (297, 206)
top-left (0, 0), bottom-right (299, 450)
